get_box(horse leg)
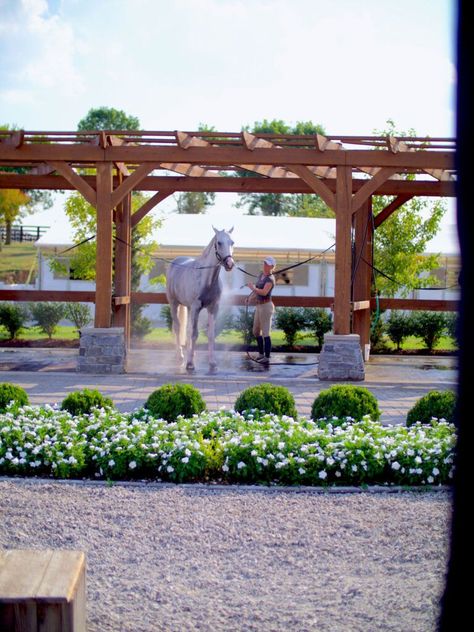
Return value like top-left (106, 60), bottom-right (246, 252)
top-left (207, 308), bottom-right (218, 374)
top-left (186, 303), bottom-right (201, 372)
top-left (170, 302), bottom-right (185, 365)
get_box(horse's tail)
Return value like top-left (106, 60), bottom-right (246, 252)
top-left (177, 304), bottom-right (187, 347)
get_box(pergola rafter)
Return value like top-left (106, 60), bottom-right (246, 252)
top-left (0, 128), bottom-right (457, 350)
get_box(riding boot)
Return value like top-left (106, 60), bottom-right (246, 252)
top-left (256, 336), bottom-right (264, 359)
top-left (264, 336), bottom-right (272, 359)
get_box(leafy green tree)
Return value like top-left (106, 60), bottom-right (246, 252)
top-left (411, 311), bottom-right (448, 353)
top-left (235, 119), bottom-right (332, 217)
top-left (275, 307), bottom-right (307, 347)
top-left (0, 124), bottom-right (54, 244)
top-left (372, 121), bottom-right (446, 298)
top-left (302, 308), bottom-right (333, 347)
top-left (77, 107), bottom-right (140, 131)
top-left (386, 311), bottom-right (413, 351)
top-left (0, 302), bottom-right (29, 339)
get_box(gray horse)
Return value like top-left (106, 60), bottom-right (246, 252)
top-left (166, 227), bottom-right (235, 373)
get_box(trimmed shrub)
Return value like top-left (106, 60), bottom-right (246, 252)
top-left (29, 302), bottom-right (66, 339)
top-left (234, 383), bottom-right (298, 419)
top-left (275, 307), bottom-right (306, 347)
top-left (406, 390), bottom-right (456, 426)
top-left (386, 311), bottom-right (413, 351)
top-left (311, 385), bottom-right (381, 424)
top-left (0, 302), bottom-right (29, 340)
top-left (411, 311), bottom-right (448, 352)
top-left (61, 388), bottom-right (114, 416)
top-left (0, 382), bottom-right (29, 413)
top-left (145, 383), bottom-right (206, 422)
top-left (302, 307), bottom-right (333, 347)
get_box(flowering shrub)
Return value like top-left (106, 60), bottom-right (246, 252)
top-left (145, 384), bottom-right (206, 422)
top-left (406, 390), bottom-right (456, 426)
top-left (0, 404), bottom-right (455, 487)
top-left (234, 383), bottom-right (298, 419)
top-left (311, 385), bottom-right (381, 424)
top-left (61, 389), bottom-right (114, 416)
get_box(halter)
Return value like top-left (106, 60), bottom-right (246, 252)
top-left (214, 237), bottom-right (233, 268)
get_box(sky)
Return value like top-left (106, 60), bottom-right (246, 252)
top-left (0, 0), bottom-right (457, 228)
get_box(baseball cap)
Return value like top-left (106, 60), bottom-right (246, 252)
top-left (264, 256), bottom-right (276, 266)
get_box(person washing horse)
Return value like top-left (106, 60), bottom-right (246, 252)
top-left (247, 256), bottom-right (276, 364)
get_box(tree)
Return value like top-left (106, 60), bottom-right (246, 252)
top-left (235, 119), bottom-right (333, 218)
top-left (77, 107), bottom-right (140, 131)
top-left (0, 189), bottom-right (30, 245)
top-left (372, 120), bottom-right (446, 297)
top-left (0, 124), bottom-right (54, 244)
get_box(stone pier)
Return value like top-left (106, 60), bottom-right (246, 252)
top-left (318, 333), bottom-right (365, 381)
top-left (78, 327), bottom-right (126, 374)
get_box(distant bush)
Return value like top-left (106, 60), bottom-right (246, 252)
top-left (29, 302), bottom-right (66, 339)
top-left (386, 311), bottom-right (413, 351)
top-left (302, 308), bottom-right (333, 347)
top-left (0, 382), bottom-right (29, 413)
top-left (145, 383), bottom-right (206, 422)
top-left (411, 311), bottom-right (448, 352)
top-left (65, 303), bottom-right (92, 333)
top-left (61, 389), bottom-right (114, 416)
top-left (406, 390), bottom-right (456, 426)
top-left (234, 307), bottom-right (255, 345)
top-left (275, 307), bottom-right (306, 347)
top-left (311, 385), bottom-right (381, 425)
top-left (0, 302), bottom-right (29, 340)
top-left (234, 383), bottom-right (298, 419)
top-left (445, 312), bottom-right (459, 346)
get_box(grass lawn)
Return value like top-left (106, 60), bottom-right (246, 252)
top-left (0, 242), bottom-right (37, 282)
top-left (0, 324), bottom-right (457, 354)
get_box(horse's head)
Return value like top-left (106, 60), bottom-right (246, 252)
top-left (213, 226), bottom-right (235, 271)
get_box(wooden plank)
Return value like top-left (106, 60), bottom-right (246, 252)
top-left (352, 300), bottom-right (371, 311)
top-left (333, 166), bottom-right (353, 335)
top-left (374, 194), bottom-right (413, 228)
top-left (0, 173), bottom-right (456, 197)
top-left (131, 190), bottom-right (173, 227)
top-left (376, 298), bottom-right (459, 311)
top-left (351, 167), bottom-right (398, 214)
top-left (95, 162), bottom-right (113, 328)
top-left (48, 161), bottom-right (97, 207)
top-left (110, 162), bottom-right (161, 210)
top-left (387, 135), bottom-right (455, 181)
top-left (288, 164), bottom-right (336, 209)
top-left (36, 551), bottom-right (85, 602)
top-left (113, 296), bottom-right (131, 305)
top-left (0, 550), bottom-right (53, 600)
top-left (0, 290), bottom-right (95, 302)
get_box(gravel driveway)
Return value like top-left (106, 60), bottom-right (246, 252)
top-left (0, 479), bottom-right (452, 632)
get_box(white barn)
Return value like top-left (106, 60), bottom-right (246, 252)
top-left (33, 212), bottom-right (460, 324)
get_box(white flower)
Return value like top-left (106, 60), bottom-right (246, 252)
top-left (108, 459), bottom-right (115, 467)
top-left (318, 470), bottom-right (327, 480)
top-left (237, 461), bottom-right (246, 469)
top-left (427, 476), bottom-right (434, 484)
top-left (335, 471), bottom-right (341, 477)
top-left (391, 461), bottom-right (401, 471)
top-left (298, 467), bottom-right (306, 475)
top-left (129, 460), bottom-right (137, 469)
top-left (166, 465), bottom-right (174, 473)
top-left (432, 467), bottom-right (440, 476)
top-left (181, 456), bottom-right (189, 464)
top-left (222, 464), bottom-right (229, 472)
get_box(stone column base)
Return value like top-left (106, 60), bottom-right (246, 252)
top-left (318, 334), bottom-right (365, 381)
top-left (78, 327), bottom-right (126, 374)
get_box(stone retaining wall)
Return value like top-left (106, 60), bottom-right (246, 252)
top-left (318, 333), bottom-right (365, 381)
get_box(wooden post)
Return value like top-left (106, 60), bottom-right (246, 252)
top-left (333, 165), bottom-right (353, 334)
top-left (113, 191), bottom-right (132, 346)
top-left (353, 197), bottom-right (373, 353)
top-left (95, 162), bottom-right (113, 328)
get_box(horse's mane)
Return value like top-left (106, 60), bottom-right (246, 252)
top-left (198, 234), bottom-right (217, 260)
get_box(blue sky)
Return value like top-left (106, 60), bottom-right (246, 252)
top-left (0, 0), bottom-right (456, 135)
top-left (0, 0), bottom-right (457, 230)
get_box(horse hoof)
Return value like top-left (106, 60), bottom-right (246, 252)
top-left (208, 364), bottom-right (218, 375)
top-left (186, 363), bottom-right (195, 372)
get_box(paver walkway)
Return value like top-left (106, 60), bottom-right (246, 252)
top-left (0, 347), bottom-right (457, 425)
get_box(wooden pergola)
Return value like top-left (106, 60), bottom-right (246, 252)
top-left (0, 129), bottom-right (457, 349)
